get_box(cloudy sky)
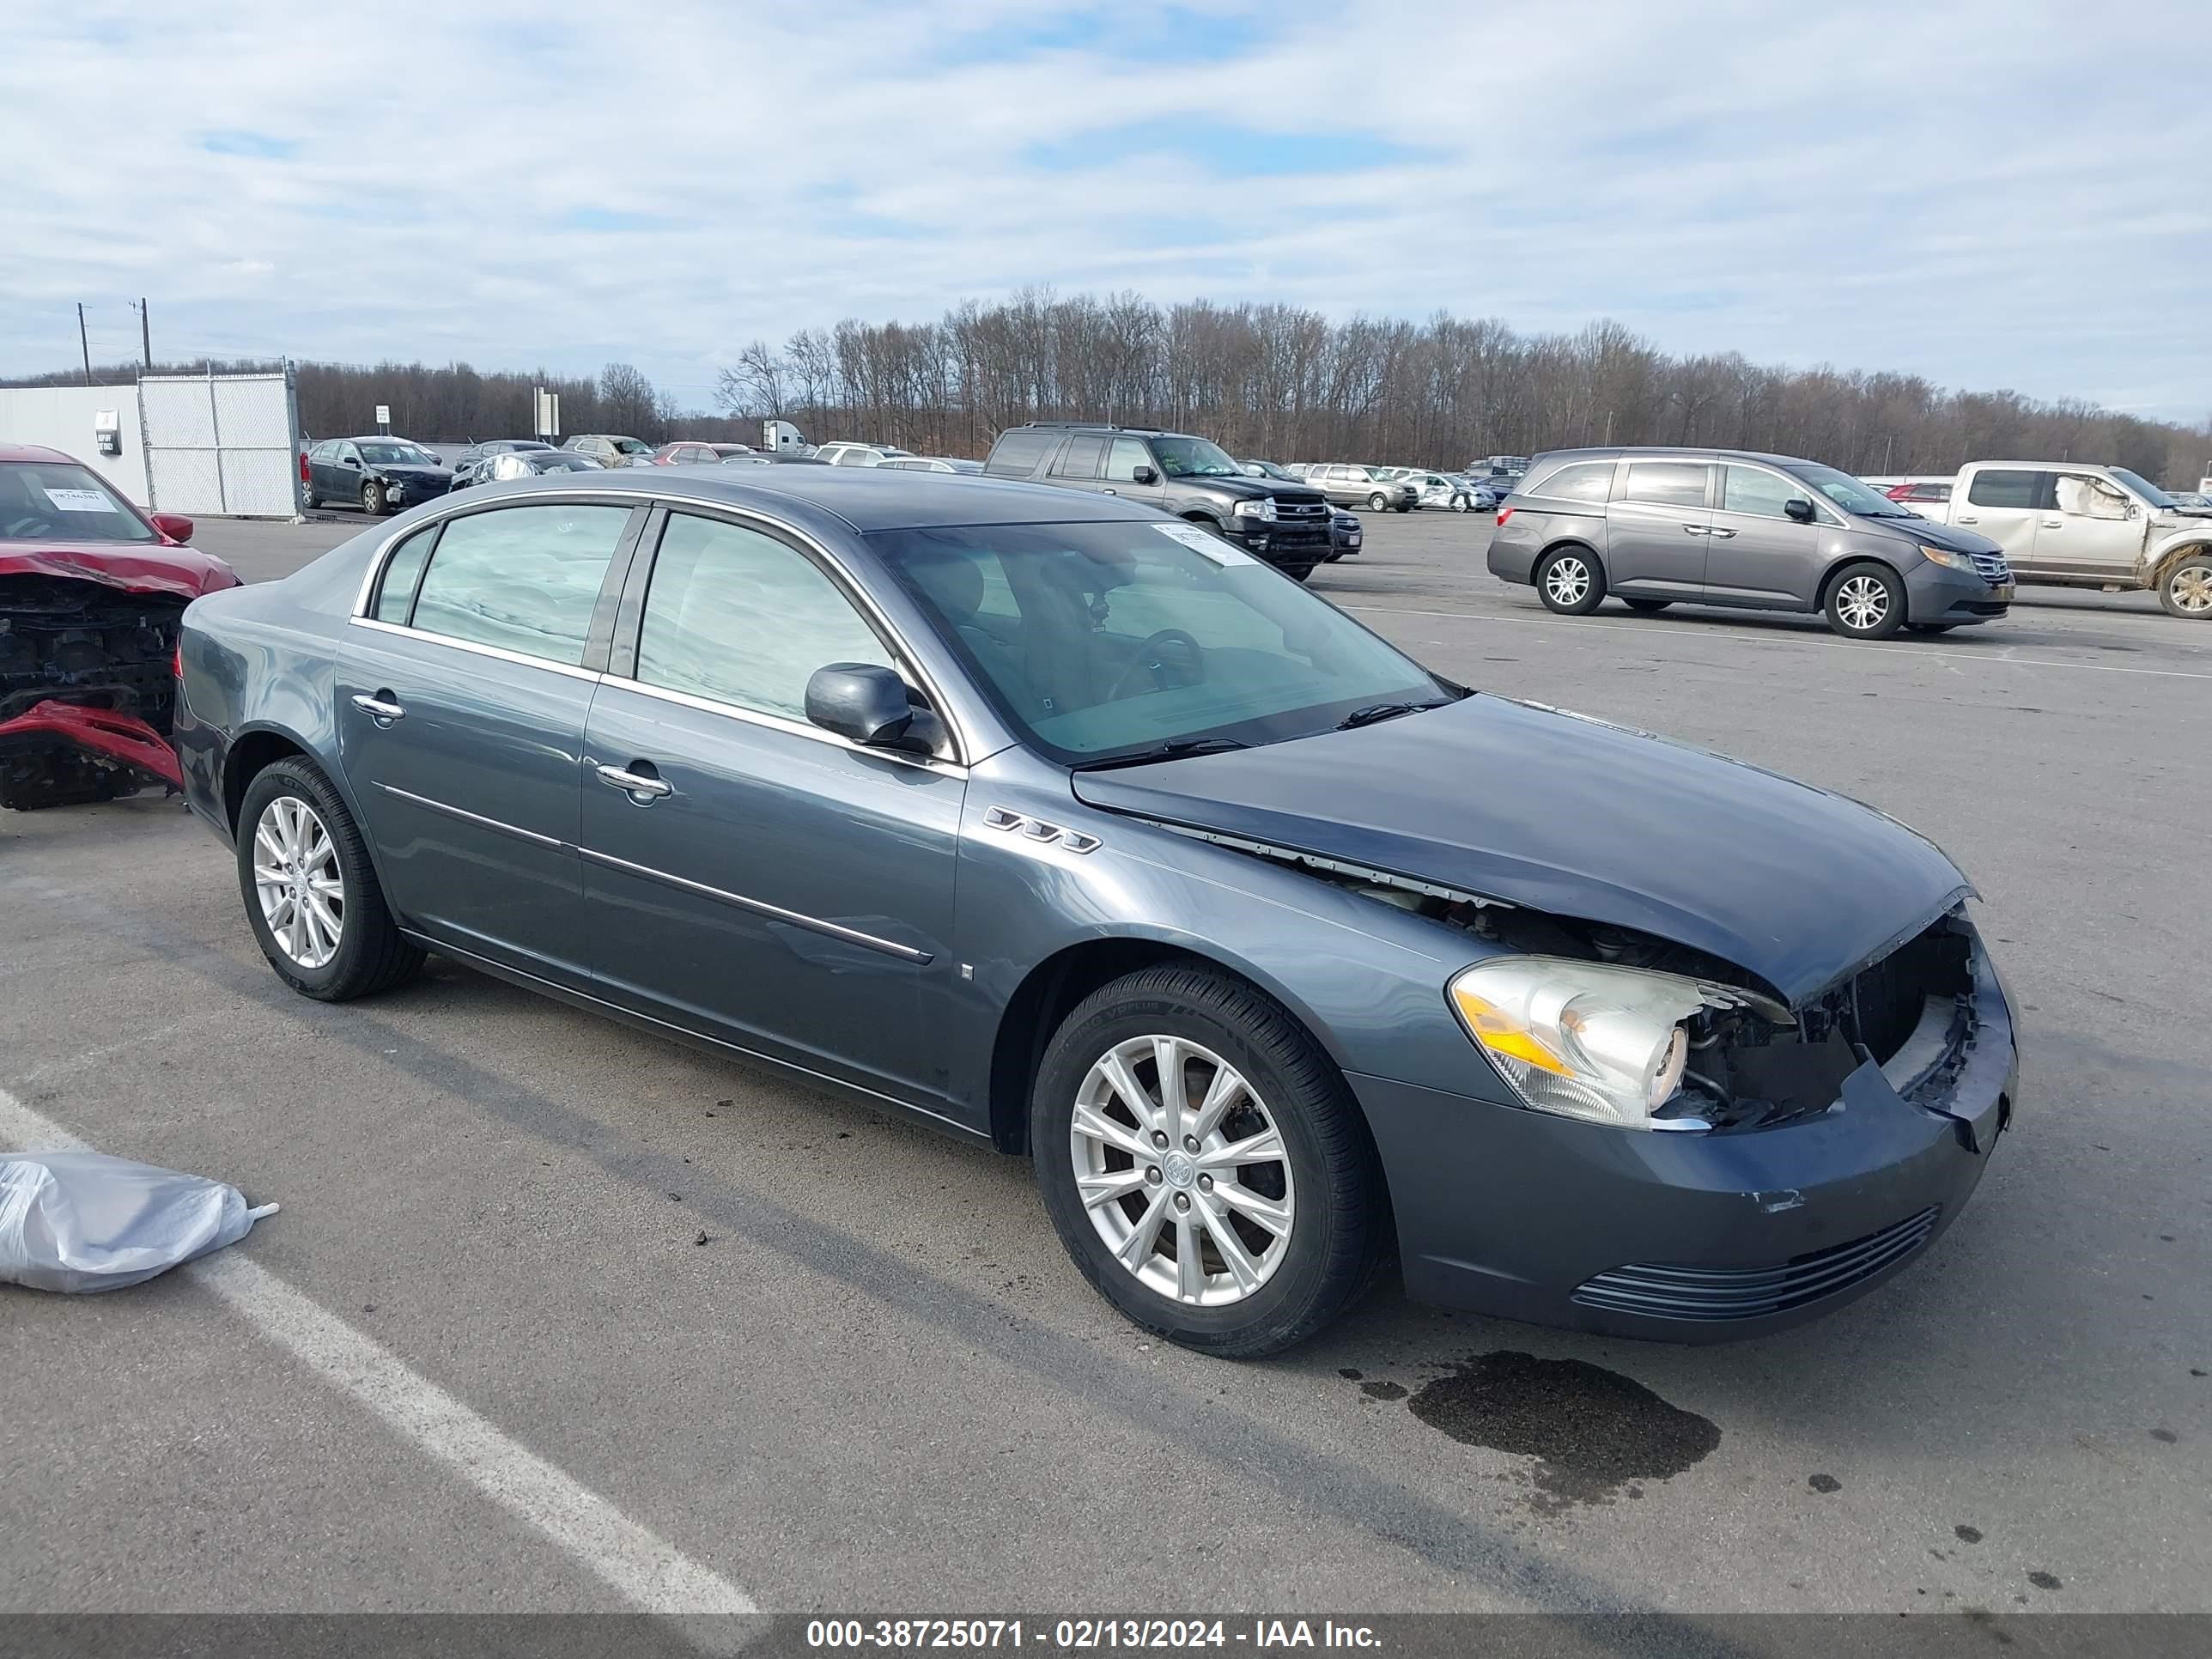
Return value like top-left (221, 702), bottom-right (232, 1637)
top-left (5, 0), bottom-right (2208, 420)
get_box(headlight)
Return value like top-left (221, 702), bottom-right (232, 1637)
top-left (1233, 497), bottom-right (1278, 522)
top-left (1447, 957), bottom-right (1785, 1130)
top-left (1917, 543), bottom-right (1973, 570)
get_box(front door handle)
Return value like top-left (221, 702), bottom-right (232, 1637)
top-left (596, 763), bottom-right (672, 801)
top-left (1955, 515), bottom-right (1978, 524)
top-left (351, 692), bottom-right (405, 723)
top-left (2042, 519), bottom-right (2064, 528)
top-left (1100, 487), bottom-right (1118, 495)
top-left (1682, 524), bottom-right (1710, 536)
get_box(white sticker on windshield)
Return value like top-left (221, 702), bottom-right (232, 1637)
top-left (44, 488), bottom-right (118, 513)
top-left (1151, 521), bottom-right (1257, 565)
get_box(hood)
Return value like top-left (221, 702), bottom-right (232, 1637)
top-left (1883, 515), bottom-right (2005, 557)
top-left (0, 541), bottom-right (240, 600)
top-left (1071, 695), bottom-right (1971, 1007)
top-left (1194, 476), bottom-right (1328, 506)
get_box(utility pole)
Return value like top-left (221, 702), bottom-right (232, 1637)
top-left (133, 298), bottom-right (152, 369)
top-left (77, 303), bottom-right (93, 385)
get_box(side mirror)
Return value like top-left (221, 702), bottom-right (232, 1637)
top-left (1784, 497), bottom-right (1816, 523)
top-left (1132, 465), bottom-right (1158, 485)
top-left (341, 456), bottom-right (362, 468)
top-left (149, 512), bottom-right (194, 543)
top-left (2126, 502), bottom-right (2141, 520)
top-left (804, 663), bottom-right (942, 755)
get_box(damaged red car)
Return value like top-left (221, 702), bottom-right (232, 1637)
top-left (0, 444), bottom-right (240, 810)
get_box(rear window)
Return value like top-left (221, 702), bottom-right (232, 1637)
top-left (1527, 460), bottom-right (1613, 504)
top-left (1966, 470), bottom-right (2045, 509)
top-left (1623, 462), bottom-right (1711, 508)
top-left (985, 429), bottom-right (1058, 477)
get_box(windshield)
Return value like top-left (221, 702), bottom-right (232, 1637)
top-left (2109, 468), bottom-right (2175, 508)
top-left (1149, 436), bottom-right (1241, 478)
top-left (534, 454), bottom-right (599, 471)
top-left (0, 461), bottom-right (156, 544)
top-left (872, 520), bottom-right (1448, 764)
top-left (1790, 462), bottom-right (1909, 518)
top-left (611, 437), bottom-right (652, 454)
top-left (359, 442), bottom-right (439, 466)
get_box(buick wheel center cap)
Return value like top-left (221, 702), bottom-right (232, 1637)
top-left (1163, 1152), bottom-right (1197, 1188)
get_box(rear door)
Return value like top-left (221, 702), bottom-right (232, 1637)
top-left (1603, 459), bottom-right (1714, 598)
top-left (337, 498), bottom-right (643, 984)
top-left (1047, 431), bottom-right (1110, 495)
top-left (1951, 469), bottom-right (2047, 570)
top-left (580, 507), bottom-right (964, 1103)
top-left (1704, 463), bottom-right (1828, 608)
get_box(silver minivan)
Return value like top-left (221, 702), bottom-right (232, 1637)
top-left (1487, 447), bottom-right (2016, 639)
top-left (1307, 464), bottom-right (1419, 513)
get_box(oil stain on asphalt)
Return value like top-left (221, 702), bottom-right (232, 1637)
top-left (1399, 1351), bottom-right (1721, 1513)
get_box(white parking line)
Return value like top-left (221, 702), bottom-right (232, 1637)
top-left (0, 1083), bottom-right (757, 1618)
top-left (1342, 601), bottom-right (2212, 681)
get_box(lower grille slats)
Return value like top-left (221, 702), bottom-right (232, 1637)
top-left (1573, 1206), bottom-right (1941, 1321)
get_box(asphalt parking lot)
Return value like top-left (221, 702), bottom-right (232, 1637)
top-left (3, 507), bottom-right (2206, 1618)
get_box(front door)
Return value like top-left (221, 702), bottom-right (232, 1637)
top-left (2033, 472), bottom-right (2149, 580)
top-left (1704, 463), bottom-right (1828, 608)
top-left (1101, 436), bottom-right (1168, 511)
top-left (1604, 459), bottom-right (1714, 599)
top-left (580, 507), bottom-right (965, 1105)
top-left (336, 499), bottom-right (641, 982)
top-left (1951, 469), bottom-right (2046, 571)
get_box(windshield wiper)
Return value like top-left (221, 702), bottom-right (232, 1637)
top-left (1070, 737), bottom-right (1250, 772)
top-left (1335, 700), bottom-right (1450, 731)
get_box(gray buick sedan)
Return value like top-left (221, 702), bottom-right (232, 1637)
top-left (176, 467), bottom-right (2015, 1357)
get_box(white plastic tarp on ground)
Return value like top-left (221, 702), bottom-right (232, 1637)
top-left (0, 1152), bottom-right (277, 1293)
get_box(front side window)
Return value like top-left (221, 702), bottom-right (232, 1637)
top-left (1722, 466), bottom-right (1808, 521)
top-left (1529, 460), bottom-right (1611, 503)
top-left (1623, 462), bottom-right (1711, 508)
top-left (409, 503), bottom-right (630, 665)
top-left (1966, 469), bottom-right (2045, 510)
top-left (2055, 475), bottom-right (2132, 519)
top-left (873, 521), bottom-right (1447, 764)
top-left (1103, 438), bottom-right (1152, 482)
top-left (0, 461), bottom-right (156, 544)
top-left (636, 513), bottom-right (891, 720)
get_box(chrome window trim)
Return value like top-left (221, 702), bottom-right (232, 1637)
top-left (348, 616), bottom-right (605, 682)
top-left (578, 846), bottom-right (933, 963)
top-left (349, 488), bottom-right (977, 764)
top-left (374, 782), bottom-right (574, 851)
top-left (596, 673), bottom-right (968, 779)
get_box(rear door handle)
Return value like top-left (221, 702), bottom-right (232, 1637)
top-left (1100, 487), bottom-right (1118, 495)
top-left (595, 763), bottom-right (672, 801)
top-left (350, 692), bottom-right (405, 723)
top-left (1705, 527), bottom-right (1736, 539)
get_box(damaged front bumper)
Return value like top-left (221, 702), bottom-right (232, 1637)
top-left (1355, 931), bottom-right (2016, 1340)
top-left (0, 699), bottom-right (183, 806)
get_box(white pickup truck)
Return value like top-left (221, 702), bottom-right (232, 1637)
top-left (1910, 462), bottom-right (2212, 618)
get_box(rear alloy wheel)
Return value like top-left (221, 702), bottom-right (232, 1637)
top-left (2160, 555), bottom-right (2212, 618)
top-left (361, 478), bottom-right (386, 515)
top-left (236, 758), bottom-right (423, 1000)
top-left (1535, 547), bottom-right (1606, 615)
top-left (1032, 966), bottom-right (1382, 1358)
top-left (1826, 562), bottom-right (1906, 639)
top-left (1367, 492), bottom-right (1388, 512)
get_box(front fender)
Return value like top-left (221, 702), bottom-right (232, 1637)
top-left (2143, 532), bottom-right (2212, 586)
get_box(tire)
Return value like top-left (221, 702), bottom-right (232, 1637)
top-left (1030, 964), bottom-right (1385, 1358)
top-left (236, 758), bottom-right (424, 1001)
top-left (1622, 598), bottom-right (1672, 614)
top-left (1535, 546), bottom-right (1606, 615)
top-left (1824, 561), bottom-right (1907, 639)
top-left (1367, 493), bottom-right (1388, 512)
top-left (2158, 552), bottom-right (2212, 619)
top-left (1281, 564), bottom-right (1316, 584)
top-left (362, 478), bottom-right (386, 515)
top-left (301, 485), bottom-right (317, 510)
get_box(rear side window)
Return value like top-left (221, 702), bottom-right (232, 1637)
top-left (1623, 462), bottom-right (1711, 508)
top-left (409, 503), bottom-right (630, 665)
top-left (985, 429), bottom-right (1057, 477)
top-left (373, 525), bottom-right (440, 623)
top-left (1528, 461), bottom-right (1612, 504)
top-left (636, 512), bottom-right (891, 720)
top-left (1054, 434), bottom-right (1108, 479)
top-left (1966, 470), bottom-right (2046, 509)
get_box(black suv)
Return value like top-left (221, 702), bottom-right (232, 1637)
top-left (982, 422), bottom-right (1333, 578)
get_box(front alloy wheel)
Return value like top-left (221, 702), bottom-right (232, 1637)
top-left (1366, 492), bottom-right (1387, 512)
top-left (252, 796), bottom-right (344, 969)
top-left (2161, 557), bottom-right (2212, 618)
top-left (362, 478), bottom-right (386, 514)
top-left (1070, 1035), bottom-right (1296, 1308)
top-left (1826, 562), bottom-right (1906, 638)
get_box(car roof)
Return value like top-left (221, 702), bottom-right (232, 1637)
top-left (1528, 445), bottom-right (1831, 470)
top-left (0, 443), bottom-right (77, 465)
top-left (476, 459), bottom-right (1170, 532)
